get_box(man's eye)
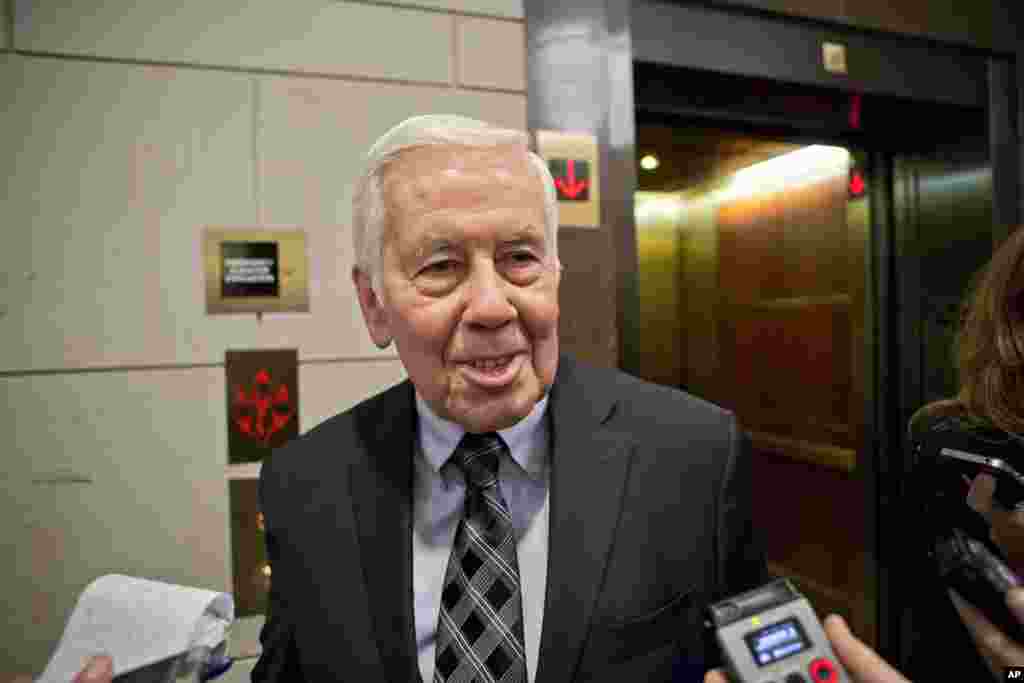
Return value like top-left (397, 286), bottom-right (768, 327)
top-left (421, 260), bottom-right (458, 275)
top-left (506, 251), bottom-right (538, 266)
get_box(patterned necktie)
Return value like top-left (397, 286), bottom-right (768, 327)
top-left (435, 432), bottom-right (527, 683)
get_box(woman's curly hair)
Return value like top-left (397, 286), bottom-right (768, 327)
top-left (955, 226), bottom-right (1024, 435)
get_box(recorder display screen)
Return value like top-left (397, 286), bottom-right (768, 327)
top-left (743, 618), bottom-right (811, 667)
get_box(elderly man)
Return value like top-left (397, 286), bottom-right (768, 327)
top-left (245, 114), bottom-right (766, 682)
top-left (55, 116), bottom-right (1024, 683)
top-left (55, 117), bottom-right (1024, 683)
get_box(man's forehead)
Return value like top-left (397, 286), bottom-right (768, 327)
top-left (381, 144), bottom-right (544, 229)
top-left (384, 144), bottom-right (534, 184)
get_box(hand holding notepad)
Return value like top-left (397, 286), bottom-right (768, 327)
top-left (37, 575), bottom-right (234, 683)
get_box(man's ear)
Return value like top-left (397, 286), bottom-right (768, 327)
top-left (352, 267), bottom-right (392, 348)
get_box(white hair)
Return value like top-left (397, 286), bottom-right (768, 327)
top-left (352, 114), bottom-right (559, 296)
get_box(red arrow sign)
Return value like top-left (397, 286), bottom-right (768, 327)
top-left (554, 159), bottom-right (589, 199)
top-left (849, 171), bottom-right (866, 197)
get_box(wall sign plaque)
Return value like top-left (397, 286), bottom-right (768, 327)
top-left (204, 228), bottom-right (309, 314)
top-left (534, 130), bottom-right (601, 228)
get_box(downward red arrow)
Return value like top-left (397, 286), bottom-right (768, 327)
top-left (555, 159), bottom-right (589, 199)
top-left (849, 172), bottom-right (865, 196)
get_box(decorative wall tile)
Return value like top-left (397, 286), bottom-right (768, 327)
top-left (1, 56), bottom-right (256, 371)
top-left (457, 16), bottom-right (527, 91)
top-left (0, 357), bottom-right (406, 674)
top-left (1, 368), bottom-right (232, 675)
top-left (13, 1), bottom-right (452, 84)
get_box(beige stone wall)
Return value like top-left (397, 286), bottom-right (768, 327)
top-left (1, 0), bottom-right (526, 676)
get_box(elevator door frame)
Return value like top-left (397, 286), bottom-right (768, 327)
top-left (631, 0), bottom-right (1020, 670)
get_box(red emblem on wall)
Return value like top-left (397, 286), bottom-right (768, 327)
top-left (232, 368), bottom-right (296, 444)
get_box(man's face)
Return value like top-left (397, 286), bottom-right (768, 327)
top-left (354, 144), bottom-right (560, 433)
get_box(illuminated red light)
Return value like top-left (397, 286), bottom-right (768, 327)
top-left (849, 94), bottom-right (863, 130)
top-left (849, 170), bottom-right (866, 198)
top-left (549, 158), bottom-right (590, 201)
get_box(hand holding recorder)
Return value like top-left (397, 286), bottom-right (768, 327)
top-left (704, 579), bottom-right (860, 683)
top-left (704, 612), bottom-right (910, 683)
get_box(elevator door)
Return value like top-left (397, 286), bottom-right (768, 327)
top-left (887, 129), bottom-right (995, 677)
top-left (634, 122), bottom-right (878, 646)
top-left (634, 116), bottom-right (998, 670)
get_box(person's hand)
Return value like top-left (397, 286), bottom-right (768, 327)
top-left (959, 471), bottom-right (1024, 678)
top-left (819, 615), bottom-right (911, 682)
top-left (967, 473), bottom-right (1024, 571)
top-left (950, 587), bottom-right (1024, 680)
top-left (72, 655), bottom-right (113, 683)
top-left (703, 614), bottom-right (910, 683)
top-left (702, 668), bottom-right (733, 683)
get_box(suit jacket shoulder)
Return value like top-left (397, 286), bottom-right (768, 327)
top-left (554, 354), bottom-right (733, 427)
top-left (552, 355), bottom-right (741, 479)
top-left (260, 379), bottom-right (415, 499)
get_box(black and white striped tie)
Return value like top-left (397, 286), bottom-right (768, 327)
top-left (435, 432), bottom-right (527, 683)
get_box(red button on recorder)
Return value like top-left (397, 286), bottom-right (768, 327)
top-left (808, 657), bottom-right (837, 682)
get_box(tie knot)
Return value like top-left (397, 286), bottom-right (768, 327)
top-left (451, 432), bottom-right (506, 490)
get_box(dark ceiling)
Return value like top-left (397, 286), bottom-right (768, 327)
top-left (636, 123), bottom-right (800, 193)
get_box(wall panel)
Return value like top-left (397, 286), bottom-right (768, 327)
top-left (840, 0), bottom-right (1010, 53)
top-left (0, 357), bottom-right (407, 675)
top-left (633, 1), bottom-right (988, 108)
top-left (457, 16), bottom-right (526, 91)
top-left (13, 1), bottom-right (452, 84)
top-left (1, 368), bottom-right (232, 676)
top-left (1, 56), bottom-right (256, 372)
top-left (297, 358), bottom-right (407, 433)
top-left (556, 227), bottom-right (618, 366)
top-left (708, 0), bottom-right (1018, 53)
top-left (634, 195), bottom-right (684, 388)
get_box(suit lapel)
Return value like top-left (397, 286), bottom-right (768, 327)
top-left (535, 356), bottom-right (634, 683)
top-left (349, 381), bottom-right (423, 683)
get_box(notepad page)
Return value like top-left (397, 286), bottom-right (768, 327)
top-left (37, 575), bottom-right (234, 683)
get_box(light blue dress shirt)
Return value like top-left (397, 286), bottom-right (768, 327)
top-left (413, 392), bottom-right (551, 683)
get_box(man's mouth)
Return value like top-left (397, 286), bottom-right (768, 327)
top-left (455, 353), bottom-right (525, 386)
top-left (465, 355), bottom-right (516, 371)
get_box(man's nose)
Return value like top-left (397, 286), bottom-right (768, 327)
top-left (463, 262), bottom-right (516, 327)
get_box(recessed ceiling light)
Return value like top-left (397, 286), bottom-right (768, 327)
top-left (640, 154), bottom-right (660, 171)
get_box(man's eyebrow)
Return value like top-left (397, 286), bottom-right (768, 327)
top-left (499, 227), bottom-right (546, 247)
top-left (412, 236), bottom-right (459, 256)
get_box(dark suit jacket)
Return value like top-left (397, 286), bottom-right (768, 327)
top-left (252, 354), bottom-right (768, 682)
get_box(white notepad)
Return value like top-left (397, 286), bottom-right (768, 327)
top-left (38, 575), bottom-right (234, 683)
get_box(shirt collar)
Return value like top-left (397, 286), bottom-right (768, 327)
top-left (415, 391), bottom-right (549, 480)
